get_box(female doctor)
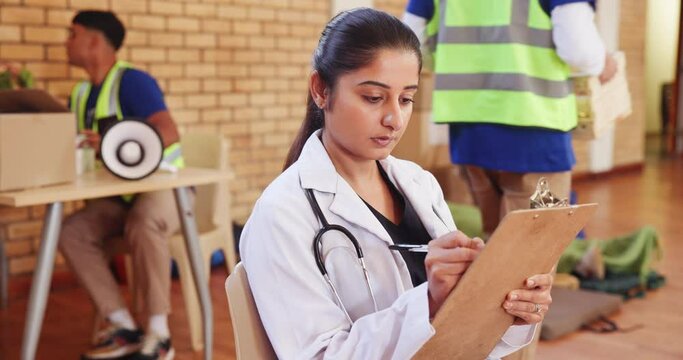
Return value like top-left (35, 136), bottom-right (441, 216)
top-left (239, 8), bottom-right (553, 360)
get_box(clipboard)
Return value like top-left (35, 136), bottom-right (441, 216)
top-left (414, 203), bottom-right (598, 359)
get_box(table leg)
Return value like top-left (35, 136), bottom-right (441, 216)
top-left (21, 202), bottom-right (63, 360)
top-left (174, 187), bottom-right (212, 360)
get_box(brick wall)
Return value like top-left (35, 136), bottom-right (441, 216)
top-left (0, 0), bottom-right (329, 275)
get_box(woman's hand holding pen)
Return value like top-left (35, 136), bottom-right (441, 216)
top-left (425, 231), bottom-right (485, 318)
top-left (503, 272), bottom-right (554, 325)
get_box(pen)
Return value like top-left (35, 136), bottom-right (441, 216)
top-left (388, 244), bottom-right (429, 253)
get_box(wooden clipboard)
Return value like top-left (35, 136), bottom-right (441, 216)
top-left (414, 203), bottom-right (598, 359)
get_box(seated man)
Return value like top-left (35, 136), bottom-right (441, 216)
top-left (59, 10), bottom-right (187, 360)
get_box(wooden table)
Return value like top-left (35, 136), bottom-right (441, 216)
top-left (0, 168), bottom-right (230, 360)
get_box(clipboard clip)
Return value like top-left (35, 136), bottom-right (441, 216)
top-left (529, 177), bottom-right (569, 209)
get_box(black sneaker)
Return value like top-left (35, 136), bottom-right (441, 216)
top-left (81, 324), bottom-right (143, 360)
top-left (128, 332), bottom-right (175, 360)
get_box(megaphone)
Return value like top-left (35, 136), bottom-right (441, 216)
top-left (100, 119), bottom-right (163, 180)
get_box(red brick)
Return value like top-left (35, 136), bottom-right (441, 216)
top-left (6, 220), bottom-right (43, 239)
top-left (5, 239), bottom-right (32, 257)
top-left (0, 207), bottom-right (29, 224)
top-left (10, 255), bottom-right (36, 275)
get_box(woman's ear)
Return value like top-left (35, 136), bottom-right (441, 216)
top-left (309, 71), bottom-right (327, 109)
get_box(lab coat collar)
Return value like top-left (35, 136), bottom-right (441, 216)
top-left (297, 130), bottom-right (442, 244)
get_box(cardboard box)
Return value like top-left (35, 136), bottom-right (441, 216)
top-left (0, 89), bottom-right (75, 192)
top-left (572, 51), bottom-right (632, 139)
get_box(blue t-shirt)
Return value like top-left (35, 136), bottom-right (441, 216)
top-left (406, 0), bottom-right (594, 172)
top-left (83, 68), bottom-right (167, 129)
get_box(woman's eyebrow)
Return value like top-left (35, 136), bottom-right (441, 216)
top-left (357, 80), bottom-right (418, 90)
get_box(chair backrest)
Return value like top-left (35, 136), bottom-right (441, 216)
top-left (180, 132), bottom-right (231, 233)
top-left (225, 263), bottom-right (276, 360)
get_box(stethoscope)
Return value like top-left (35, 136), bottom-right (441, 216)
top-left (305, 189), bottom-right (379, 324)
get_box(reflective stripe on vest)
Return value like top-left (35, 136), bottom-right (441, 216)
top-left (70, 61), bottom-right (184, 168)
top-left (70, 61), bottom-right (185, 202)
top-left (427, 0), bottom-right (577, 131)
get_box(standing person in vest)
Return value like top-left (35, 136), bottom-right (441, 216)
top-left (58, 10), bottom-right (187, 360)
top-left (403, 1), bottom-right (616, 359)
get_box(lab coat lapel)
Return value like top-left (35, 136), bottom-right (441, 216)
top-left (380, 158), bottom-right (451, 239)
top-left (298, 131), bottom-right (393, 244)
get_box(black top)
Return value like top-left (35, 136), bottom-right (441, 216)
top-left (362, 163), bottom-right (432, 286)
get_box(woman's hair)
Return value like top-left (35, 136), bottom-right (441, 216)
top-left (282, 8), bottom-right (422, 170)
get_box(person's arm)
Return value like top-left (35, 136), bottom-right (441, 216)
top-left (423, 170), bottom-right (538, 357)
top-left (119, 69), bottom-right (181, 146)
top-left (240, 188), bottom-right (435, 359)
top-left (551, 2), bottom-right (616, 82)
top-left (147, 110), bottom-right (180, 148)
top-left (402, 0), bottom-right (434, 46)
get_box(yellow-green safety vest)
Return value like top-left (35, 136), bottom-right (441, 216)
top-left (426, 0), bottom-right (577, 131)
top-left (70, 61), bottom-right (184, 201)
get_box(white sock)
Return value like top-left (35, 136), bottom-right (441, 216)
top-left (107, 309), bottom-right (137, 330)
top-left (148, 314), bottom-right (170, 338)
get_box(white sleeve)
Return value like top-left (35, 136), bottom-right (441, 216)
top-left (402, 12), bottom-right (428, 45)
top-left (552, 2), bottom-right (606, 76)
top-left (240, 192), bottom-right (434, 360)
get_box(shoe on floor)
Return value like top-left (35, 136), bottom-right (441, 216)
top-left (81, 324), bottom-right (143, 360)
top-left (127, 331), bottom-right (175, 360)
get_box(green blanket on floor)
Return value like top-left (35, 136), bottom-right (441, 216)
top-left (557, 226), bottom-right (662, 284)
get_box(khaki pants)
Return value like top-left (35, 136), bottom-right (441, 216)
top-left (58, 190), bottom-right (191, 317)
top-left (461, 165), bottom-right (571, 360)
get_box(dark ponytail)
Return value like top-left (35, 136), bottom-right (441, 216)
top-left (282, 8), bottom-right (422, 170)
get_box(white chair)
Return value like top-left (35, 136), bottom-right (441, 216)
top-left (101, 132), bottom-right (236, 351)
top-left (225, 262), bottom-right (276, 359)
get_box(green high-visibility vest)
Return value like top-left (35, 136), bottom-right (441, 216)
top-left (70, 61), bottom-right (184, 201)
top-left (426, 0), bottom-right (577, 131)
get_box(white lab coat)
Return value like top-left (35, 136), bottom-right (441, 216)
top-left (240, 131), bottom-right (536, 359)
